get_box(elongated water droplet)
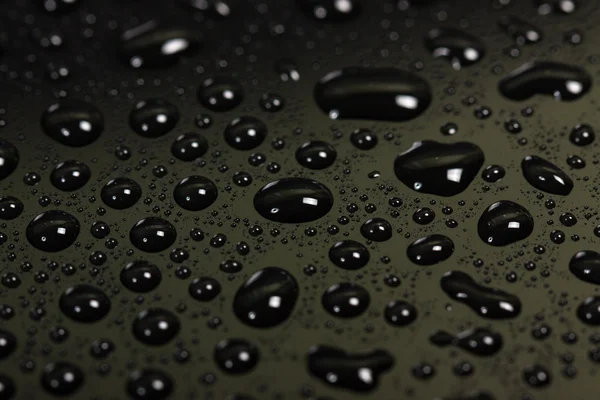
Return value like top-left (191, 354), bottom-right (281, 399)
top-left (441, 270), bottom-right (522, 319)
top-left (59, 285), bottom-right (111, 323)
top-left (522, 155), bottom-right (573, 195)
top-left (407, 234), bottom-right (454, 265)
top-left (394, 141), bottom-right (484, 197)
top-left (130, 217), bottom-right (177, 253)
top-left (314, 67), bottom-right (431, 122)
top-left (42, 100), bottom-right (104, 147)
top-left (425, 28), bottom-right (485, 70)
top-left (26, 210), bottom-right (80, 252)
top-left (478, 200), bottom-right (534, 246)
top-left (430, 327), bottom-right (503, 356)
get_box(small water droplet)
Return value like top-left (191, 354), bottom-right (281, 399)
top-left (133, 308), bottom-right (180, 345)
top-left (173, 176), bottom-right (218, 211)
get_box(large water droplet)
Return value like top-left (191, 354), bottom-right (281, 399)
top-left (173, 176), bottom-right (218, 211)
top-left (26, 210), bottom-right (80, 252)
top-left (119, 21), bottom-right (200, 69)
top-left (233, 267), bottom-right (298, 328)
top-left (0, 139), bottom-right (19, 181)
top-left (477, 200), bottom-right (534, 246)
top-left (0, 197), bottom-right (23, 220)
top-left (430, 327), bottom-right (503, 356)
top-left (254, 178), bottom-right (333, 223)
top-left (499, 61), bottom-right (591, 101)
top-left (133, 308), bottom-right (180, 345)
top-left (297, 0), bottom-right (362, 21)
top-left (295, 141), bottom-right (337, 170)
top-left (224, 117), bottom-right (267, 150)
top-left (0, 373), bottom-right (15, 399)
top-left (171, 132), bottom-right (208, 161)
top-left (120, 261), bottom-right (162, 293)
top-left (50, 160), bottom-right (91, 192)
top-left (425, 28), bottom-right (485, 70)
top-left (307, 345), bottom-right (394, 392)
top-left (360, 217), bottom-right (392, 242)
top-left (214, 339), bottom-right (260, 374)
top-left (329, 240), bottom-right (370, 270)
top-left (0, 330), bottom-right (16, 359)
top-left (570, 251), bottom-right (600, 285)
top-left (42, 100), bottom-right (104, 147)
top-left (522, 155), bottom-right (573, 195)
top-left (407, 234), bottom-right (454, 265)
top-left (127, 369), bottom-right (173, 400)
top-left (130, 217), bottom-right (177, 253)
top-left (314, 67), bottom-right (431, 122)
top-left (59, 285), bottom-right (111, 323)
top-left (41, 362), bottom-right (84, 396)
top-left (101, 177), bottom-right (142, 209)
top-left (130, 99), bottom-right (180, 138)
top-left (198, 77), bottom-right (244, 112)
top-left (441, 270), bottom-right (522, 319)
top-left (322, 283), bottom-right (370, 318)
top-left (394, 141), bottom-right (484, 197)
top-left (384, 300), bottom-right (417, 326)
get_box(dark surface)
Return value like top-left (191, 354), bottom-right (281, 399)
top-left (0, 0), bottom-right (600, 399)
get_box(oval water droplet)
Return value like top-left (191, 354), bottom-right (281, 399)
top-left (329, 240), bottom-right (370, 270)
top-left (41, 362), bottom-right (84, 396)
top-left (233, 267), bottom-right (299, 328)
top-left (26, 210), bottom-right (80, 252)
top-left (322, 283), bottom-right (370, 318)
top-left (430, 327), bottom-right (503, 356)
top-left (499, 61), bottom-right (591, 101)
top-left (481, 165), bottom-right (505, 183)
top-left (173, 176), bottom-right (218, 211)
top-left (441, 270), bottom-right (522, 319)
top-left (101, 177), bottom-right (142, 209)
top-left (198, 77), bottom-right (244, 112)
top-left (536, 0), bottom-right (576, 15)
top-left (425, 28), bottom-right (485, 70)
top-left (42, 100), bottom-right (104, 147)
top-left (254, 178), bottom-right (333, 223)
top-left (570, 124), bottom-right (595, 146)
top-left (407, 234), bottom-right (454, 266)
top-left (133, 308), bottom-right (180, 345)
top-left (214, 339), bottom-right (260, 374)
top-left (295, 141), bottom-right (337, 170)
top-left (314, 67), bottom-right (431, 122)
top-left (189, 277), bottom-right (221, 301)
top-left (297, 0), bottom-right (362, 21)
top-left (394, 141), bottom-right (484, 197)
top-left (130, 217), bottom-right (177, 253)
top-left (120, 261), bottom-right (162, 293)
top-left (127, 369), bottom-right (173, 400)
top-left (0, 330), bottom-right (16, 359)
top-left (50, 160), bottom-right (91, 192)
top-left (224, 117), bottom-right (267, 150)
top-left (171, 132), bottom-right (208, 161)
top-left (384, 300), bottom-right (417, 326)
top-left (0, 139), bottom-right (19, 181)
top-left (0, 373), bottom-right (15, 399)
top-left (59, 284), bottom-right (111, 323)
top-left (360, 217), bottom-right (392, 242)
top-left (478, 200), bottom-right (534, 246)
top-left (130, 98), bottom-right (180, 138)
top-left (307, 345), bottom-right (394, 392)
top-left (522, 155), bottom-right (573, 195)
top-left (119, 21), bottom-right (200, 69)
top-left (570, 251), bottom-right (600, 285)
top-left (0, 196), bottom-right (23, 220)
top-left (498, 16), bottom-right (543, 45)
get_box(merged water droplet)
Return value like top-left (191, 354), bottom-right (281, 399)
top-left (224, 117), bottom-right (267, 150)
top-left (41, 362), bottom-right (84, 396)
top-left (127, 369), bottom-right (173, 400)
top-left (430, 327), bottom-right (503, 356)
top-left (499, 61), bottom-right (591, 101)
top-left (42, 100), bottom-right (104, 147)
top-left (0, 139), bottom-right (19, 181)
top-left (101, 177), bottom-right (142, 209)
top-left (130, 98), bottom-right (180, 138)
top-left (198, 77), bottom-right (244, 112)
top-left (329, 240), bottom-right (370, 270)
top-left (171, 132), bottom-right (208, 161)
top-left (133, 308), bottom-right (180, 345)
top-left (233, 267), bottom-right (299, 328)
top-left (407, 234), bottom-right (454, 266)
top-left (295, 141), bottom-right (337, 170)
top-left (360, 217), bottom-right (392, 242)
top-left (129, 217), bottom-right (177, 253)
top-left (322, 283), bottom-right (370, 318)
top-left (254, 178), bottom-right (333, 223)
top-left (384, 300), bottom-right (417, 326)
top-left (441, 270), bottom-right (522, 319)
top-left (522, 155), bottom-right (573, 195)
top-left (297, 0), bottom-right (362, 21)
top-left (393, 141), bottom-right (484, 197)
top-left (214, 339), bottom-right (260, 374)
top-left (478, 200), bottom-right (534, 246)
top-left (0, 196), bottom-right (23, 220)
top-left (314, 67), bottom-right (431, 122)
top-left (173, 176), bottom-right (218, 211)
top-left (26, 210), bottom-right (80, 252)
top-left (119, 21), bottom-right (200, 69)
top-left (425, 28), bottom-right (485, 70)
top-left (498, 16), bottom-right (543, 45)
top-left (50, 160), bottom-right (91, 191)
top-left (120, 261), bottom-right (162, 293)
top-left (59, 285), bottom-right (110, 323)
top-left (307, 345), bottom-right (394, 392)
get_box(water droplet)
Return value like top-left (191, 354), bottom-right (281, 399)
top-left (478, 200), bottom-right (534, 246)
top-left (350, 129), bottom-right (377, 150)
top-left (523, 364), bottom-right (551, 388)
top-left (254, 178), bottom-right (333, 223)
top-left (119, 21), bottom-right (200, 69)
top-left (384, 301), bottom-right (417, 326)
top-left (173, 176), bottom-right (218, 211)
top-left (50, 160), bottom-right (91, 191)
top-left (360, 218), bottom-right (392, 242)
top-left (307, 345), bottom-right (394, 392)
top-left (130, 217), bottom-right (177, 253)
top-left (41, 0), bottom-right (81, 14)
top-left (499, 61), bottom-right (591, 101)
top-left (178, 0), bottom-right (232, 19)
top-left (536, 0), bottom-right (576, 15)
top-left (26, 210), bottom-right (80, 252)
top-left (120, 261), bottom-right (162, 293)
top-left (298, 0), bottom-right (362, 21)
top-left (441, 270), bottom-right (522, 319)
top-left (171, 132), bottom-right (208, 161)
top-left (329, 240), bottom-right (370, 270)
top-left (498, 16), bottom-right (543, 45)
top-left (259, 93), bottom-right (285, 112)
top-left (0, 330), bottom-right (16, 359)
top-left (214, 339), bottom-right (259, 374)
top-left (224, 117), bottom-right (267, 150)
top-left (59, 285), bottom-right (111, 323)
top-left (189, 277), bottom-right (221, 301)
top-left (413, 207), bottom-right (435, 225)
top-left (570, 251), bottom-right (600, 285)
top-left (198, 77), bottom-right (244, 112)
top-left (0, 139), bottom-right (19, 181)
top-left (101, 177), bottom-right (142, 209)
top-left (577, 296), bottom-right (600, 325)
top-left (425, 28), bottom-right (485, 70)
top-left (394, 141), bottom-right (484, 197)
top-left (0, 197), bottom-right (23, 220)
top-left (41, 362), bottom-right (84, 395)
top-left (233, 267), bottom-right (298, 328)
top-left (522, 155), bottom-right (573, 195)
top-left (322, 283), bottom-right (370, 318)
top-left (314, 67), bottom-right (431, 122)
top-left (42, 100), bottom-right (104, 147)
top-left (407, 234), bottom-right (454, 266)
top-left (130, 99), bottom-right (180, 138)
top-left (481, 165), bottom-right (505, 183)
top-left (430, 327), bottom-right (503, 356)
top-left (570, 123), bottom-right (595, 146)
top-left (295, 141), bottom-right (337, 170)
top-left (127, 369), bottom-right (173, 400)
top-left (0, 374), bottom-right (15, 399)
top-left (133, 308), bottom-right (180, 345)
